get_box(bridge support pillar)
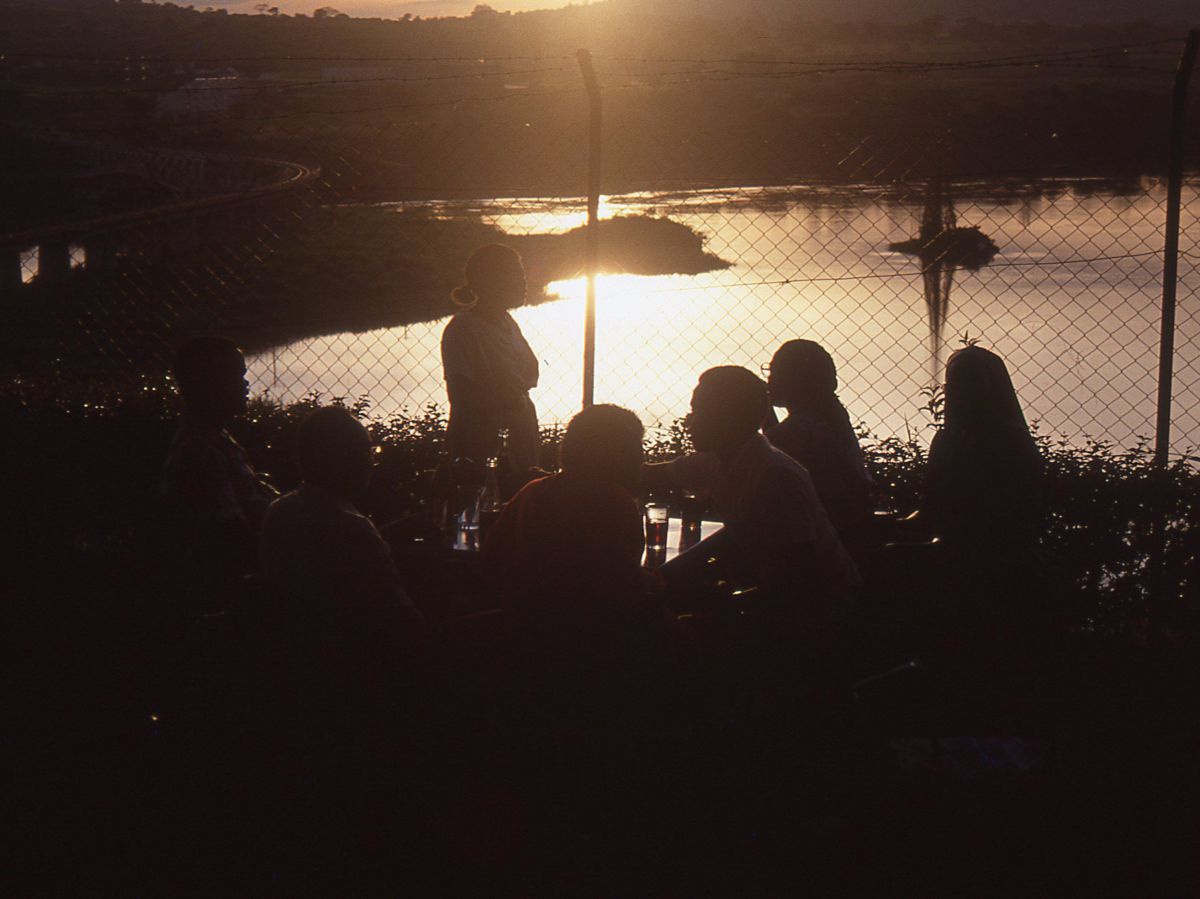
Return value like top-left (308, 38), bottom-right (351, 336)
top-left (1, 247), bottom-right (22, 297)
top-left (85, 237), bottom-right (116, 271)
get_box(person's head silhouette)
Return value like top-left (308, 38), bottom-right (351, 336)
top-left (767, 339), bottom-right (838, 411)
top-left (943, 345), bottom-right (1028, 433)
top-left (688, 366), bottom-right (770, 457)
top-left (298, 407), bottom-right (375, 501)
top-left (560, 404), bottom-right (644, 491)
top-left (452, 244), bottom-right (527, 314)
top-left (173, 336), bottom-right (249, 425)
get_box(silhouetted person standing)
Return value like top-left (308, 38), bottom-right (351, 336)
top-left (161, 336), bottom-right (276, 607)
top-left (441, 244), bottom-right (541, 472)
top-left (765, 339), bottom-right (874, 542)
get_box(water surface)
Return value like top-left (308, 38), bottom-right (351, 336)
top-left (250, 180), bottom-right (1200, 450)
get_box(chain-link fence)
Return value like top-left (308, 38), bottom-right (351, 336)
top-left (4, 29), bottom-right (1199, 451)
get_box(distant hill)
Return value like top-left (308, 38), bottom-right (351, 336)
top-left (610, 0), bottom-right (1198, 25)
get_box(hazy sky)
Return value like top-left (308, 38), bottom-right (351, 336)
top-left (202, 0), bottom-right (569, 16)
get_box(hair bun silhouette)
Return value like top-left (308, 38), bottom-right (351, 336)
top-left (450, 284), bottom-right (479, 308)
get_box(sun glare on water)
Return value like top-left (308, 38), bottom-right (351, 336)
top-left (514, 271), bottom-right (735, 427)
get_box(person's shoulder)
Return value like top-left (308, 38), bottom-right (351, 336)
top-left (506, 473), bottom-right (555, 505)
top-left (759, 441), bottom-right (818, 492)
top-left (571, 475), bottom-right (639, 508)
top-left (545, 473), bottom-right (639, 517)
top-left (162, 421), bottom-right (231, 487)
top-left (264, 488), bottom-right (302, 514)
top-left (260, 489), bottom-right (305, 530)
top-left (765, 415), bottom-right (803, 451)
top-left (342, 506), bottom-right (387, 542)
top-left (165, 419), bottom-right (221, 460)
top-left (669, 451), bottom-right (720, 482)
top-left (442, 311), bottom-right (478, 341)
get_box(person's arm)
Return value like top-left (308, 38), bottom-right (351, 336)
top-left (165, 441), bottom-right (260, 577)
top-left (351, 517), bottom-right (424, 626)
top-left (642, 452), bottom-right (720, 498)
top-left (738, 467), bottom-right (850, 622)
top-left (641, 460), bottom-right (679, 496)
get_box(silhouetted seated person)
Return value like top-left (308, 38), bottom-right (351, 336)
top-left (260, 407), bottom-right (422, 683)
top-left (245, 408), bottom-right (428, 882)
top-left (161, 336), bottom-right (277, 610)
top-left (649, 366), bottom-right (860, 632)
top-left (923, 346), bottom-right (1042, 560)
top-left (484, 403), bottom-right (649, 629)
top-left (893, 346), bottom-right (1050, 668)
top-left (482, 405), bottom-right (673, 808)
top-left (765, 340), bottom-right (875, 553)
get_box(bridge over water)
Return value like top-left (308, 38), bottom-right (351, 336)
top-left (1, 133), bottom-right (317, 294)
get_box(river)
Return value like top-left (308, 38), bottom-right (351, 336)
top-left (248, 178), bottom-right (1200, 451)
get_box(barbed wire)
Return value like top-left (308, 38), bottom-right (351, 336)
top-left (596, 38), bottom-right (1183, 66)
top-left (8, 66), bottom-right (579, 97)
top-left (4, 37), bottom-right (1179, 68)
top-left (0, 51), bottom-right (580, 64)
top-left (118, 84), bottom-right (590, 130)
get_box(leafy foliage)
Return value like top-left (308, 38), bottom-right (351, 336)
top-left (9, 380), bottom-right (1198, 638)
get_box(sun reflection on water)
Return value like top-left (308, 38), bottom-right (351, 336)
top-left (517, 271), bottom-right (779, 428)
top-left (249, 183), bottom-right (1198, 449)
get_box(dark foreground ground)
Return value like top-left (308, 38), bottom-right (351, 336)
top-left (12, 548), bottom-right (1200, 897)
top-left (7, 397), bottom-right (1199, 895)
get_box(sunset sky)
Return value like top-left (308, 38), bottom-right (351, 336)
top-left (202, 0), bottom-right (569, 16)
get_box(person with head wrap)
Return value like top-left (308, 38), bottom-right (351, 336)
top-left (901, 346), bottom-right (1055, 671)
top-left (923, 345), bottom-right (1043, 559)
top-left (440, 244), bottom-right (541, 474)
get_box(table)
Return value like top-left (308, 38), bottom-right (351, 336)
top-left (643, 518), bottom-right (724, 566)
top-left (448, 518), bottom-right (724, 563)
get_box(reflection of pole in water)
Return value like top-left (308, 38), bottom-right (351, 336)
top-left (921, 263), bottom-right (955, 378)
top-left (888, 174), bottom-right (998, 380)
top-left (920, 177), bottom-right (954, 378)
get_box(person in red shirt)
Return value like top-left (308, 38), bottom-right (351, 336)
top-left (483, 404), bottom-right (647, 624)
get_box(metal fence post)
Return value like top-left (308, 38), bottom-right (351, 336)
top-left (577, 48), bottom-right (602, 409)
top-left (1154, 29), bottom-right (1198, 466)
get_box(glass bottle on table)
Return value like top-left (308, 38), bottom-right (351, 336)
top-left (495, 427), bottom-right (516, 496)
top-left (429, 452), bottom-right (457, 544)
top-left (477, 455), bottom-right (504, 546)
top-left (453, 456), bottom-right (481, 550)
top-left (679, 489), bottom-right (703, 551)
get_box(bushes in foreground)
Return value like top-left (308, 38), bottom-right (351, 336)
top-left (10, 383), bottom-right (1199, 637)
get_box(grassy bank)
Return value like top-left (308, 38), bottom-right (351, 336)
top-left (235, 209), bottom-right (730, 351)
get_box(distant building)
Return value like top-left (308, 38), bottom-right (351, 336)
top-left (155, 71), bottom-right (245, 122)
